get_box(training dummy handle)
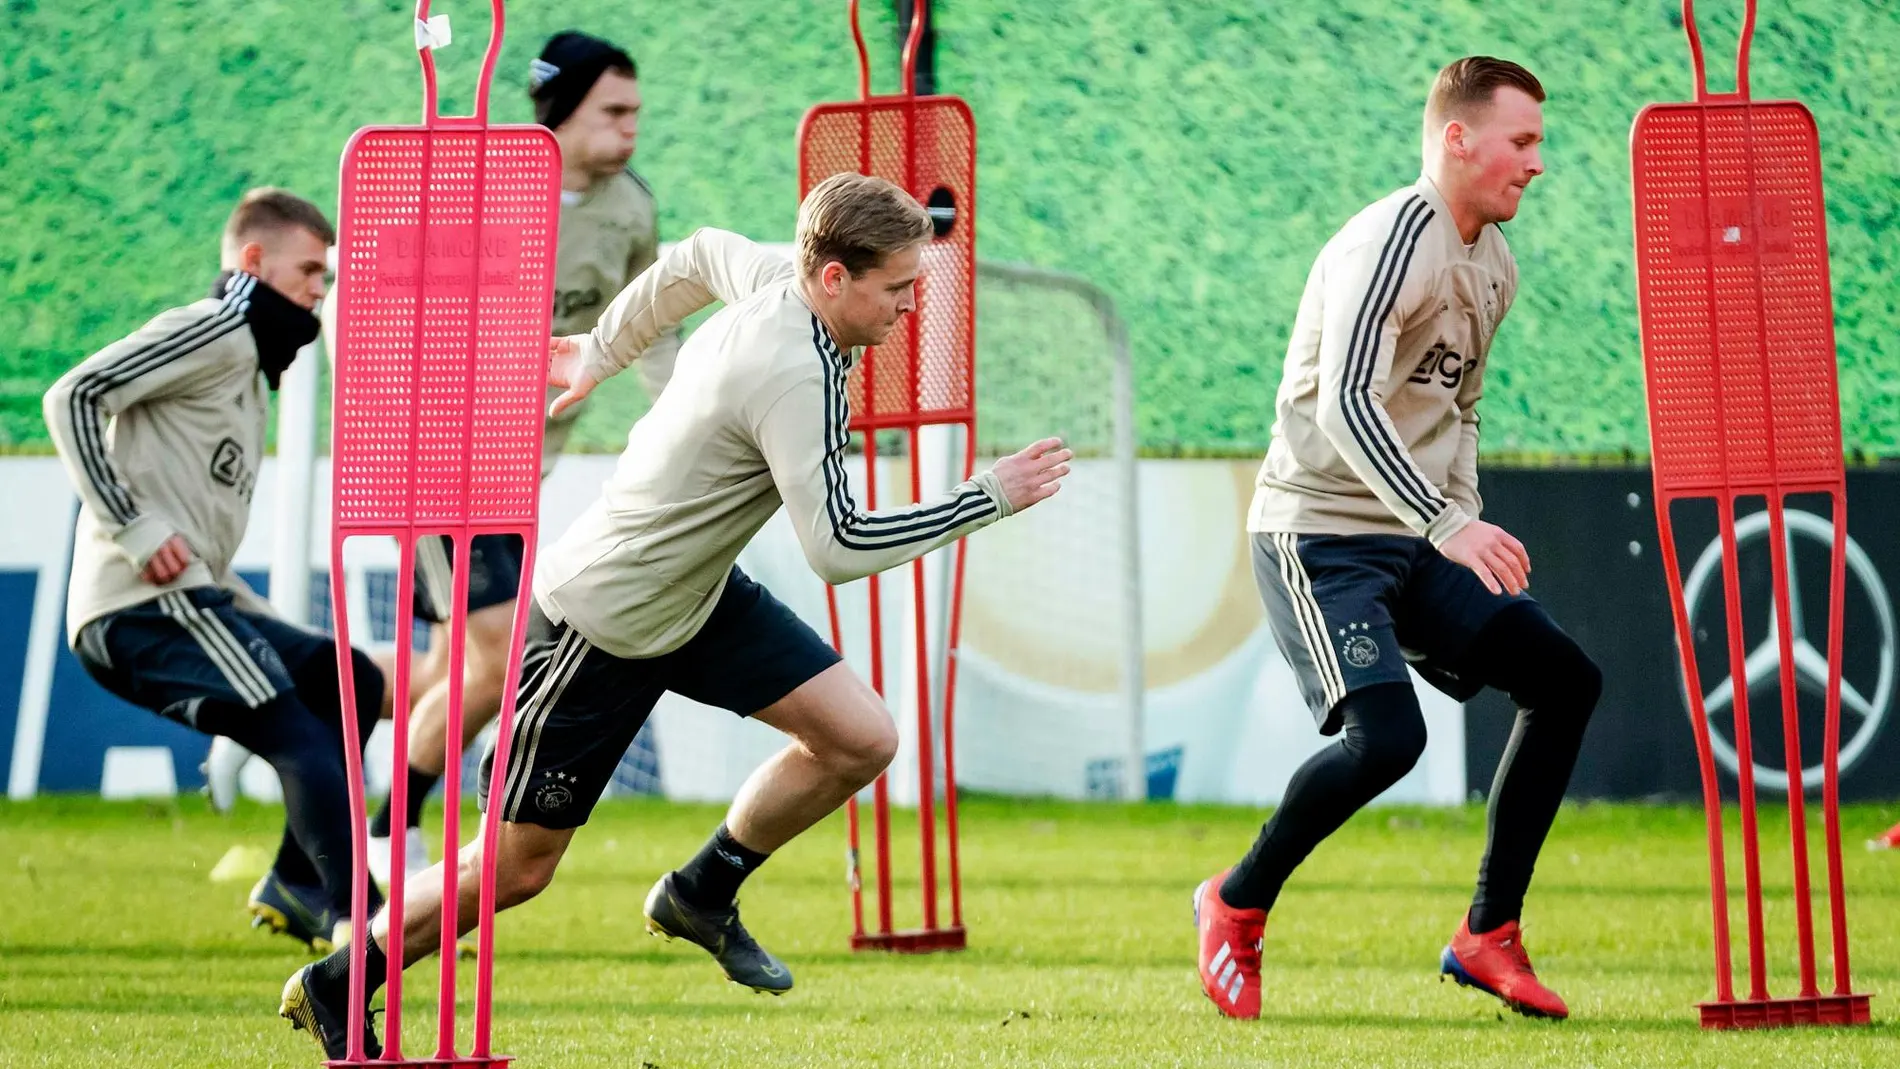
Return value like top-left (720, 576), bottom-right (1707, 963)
top-left (1683, 0), bottom-right (1758, 103)
top-left (848, 0), bottom-right (930, 100)
top-left (412, 0), bottom-right (507, 127)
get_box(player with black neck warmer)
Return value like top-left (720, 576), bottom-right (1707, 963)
top-left (360, 28), bottom-right (685, 898)
top-left (44, 188), bottom-right (387, 955)
top-left (208, 267), bottom-right (320, 389)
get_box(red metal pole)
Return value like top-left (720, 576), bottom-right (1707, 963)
top-left (851, 0), bottom-right (892, 942)
top-left (1656, 500), bottom-right (1735, 1004)
top-left (1822, 492), bottom-right (1853, 995)
top-left (473, 535), bottom-right (534, 1060)
top-left (831, 584), bottom-right (865, 940)
top-left (908, 428), bottom-right (938, 932)
top-left (1716, 500), bottom-right (1769, 1002)
top-left (1765, 500), bottom-right (1819, 998)
top-left (435, 533), bottom-right (470, 1060)
top-left (863, 436), bottom-right (893, 937)
top-left (939, 420), bottom-right (978, 929)
top-left (331, 537), bottom-right (373, 1062)
top-left (849, 0), bottom-right (870, 101)
top-left (383, 537), bottom-right (416, 1061)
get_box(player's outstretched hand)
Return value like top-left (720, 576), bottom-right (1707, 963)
top-left (140, 534), bottom-right (193, 585)
top-left (547, 335), bottom-right (600, 421)
top-left (990, 437), bottom-right (1073, 514)
top-left (1440, 520), bottom-right (1531, 596)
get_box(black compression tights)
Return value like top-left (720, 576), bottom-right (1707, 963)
top-left (195, 647), bottom-right (385, 914)
top-left (1222, 603), bottom-right (1600, 928)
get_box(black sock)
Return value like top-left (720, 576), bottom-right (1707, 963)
top-left (309, 931), bottom-right (389, 1009)
top-left (404, 766), bottom-right (439, 830)
top-left (673, 824), bottom-right (770, 909)
top-left (368, 797), bottom-right (397, 839)
top-left (1221, 683), bottom-right (1426, 913)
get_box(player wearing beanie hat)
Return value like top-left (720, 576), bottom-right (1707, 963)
top-left (359, 29), bottom-right (684, 895)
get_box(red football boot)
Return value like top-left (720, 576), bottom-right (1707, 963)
top-left (1440, 914), bottom-right (1569, 1019)
top-left (1194, 869), bottom-right (1265, 1019)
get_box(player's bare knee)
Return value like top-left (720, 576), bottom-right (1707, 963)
top-left (861, 715), bottom-right (901, 779)
top-left (466, 603), bottom-right (517, 656)
top-left (493, 842), bottom-right (561, 908)
top-left (828, 707), bottom-right (898, 786)
top-left (463, 656), bottom-right (510, 719)
top-left (461, 605), bottom-right (517, 712)
top-left (496, 862), bottom-right (556, 908)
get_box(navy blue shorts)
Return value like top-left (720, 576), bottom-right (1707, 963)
top-left (479, 567), bottom-right (842, 829)
top-left (1252, 532), bottom-right (1533, 734)
top-left (75, 586), bottom-right (334, 727)
top-left (412, 534), bottom-right (524, 625)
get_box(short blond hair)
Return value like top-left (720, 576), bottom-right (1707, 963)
top-left (223, 187), bottom-right (335, 248)
top-left (1425, 56), bottom-right (1545, 129)
top-left (795, 173), bottom-right (930, 279)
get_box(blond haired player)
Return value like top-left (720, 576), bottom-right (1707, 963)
top-left (283, 174), bottom-right (1072, 1059)
top-left (359, 30), bottom-right (685, 880)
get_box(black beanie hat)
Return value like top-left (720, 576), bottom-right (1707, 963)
top-left (529, 30), bottom-right (636, 132)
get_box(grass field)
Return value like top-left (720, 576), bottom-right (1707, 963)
top-left (3, 796), bottom-right (1899, 1068)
